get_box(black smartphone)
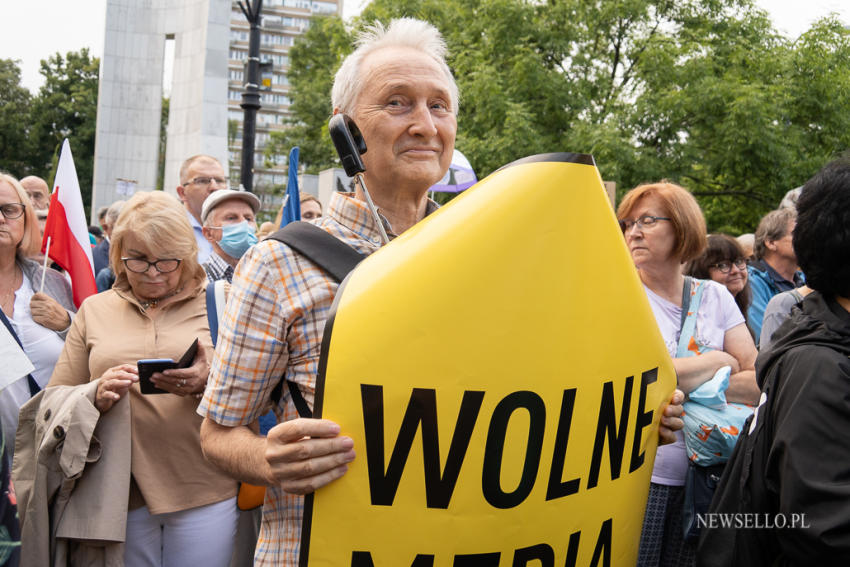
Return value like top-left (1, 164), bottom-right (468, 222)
top-left (328, 114), bottom-right (367, 177)
top-left (137, 338), bottom-right (199, 395)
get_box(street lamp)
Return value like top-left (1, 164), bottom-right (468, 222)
top-left (238, 0), bottom-right (263, 193)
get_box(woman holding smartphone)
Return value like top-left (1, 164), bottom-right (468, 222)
top-left (47, 191), bottom-right (237, 567)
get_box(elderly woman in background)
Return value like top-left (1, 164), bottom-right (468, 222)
top-left (617, 182), bottom-right (760, 567)
top-left (684, 234), bottom-right (754, 337)
top-left (0, 174), bottom-right (74, 464)
top-left (47, 191), bottom-right (237, 566)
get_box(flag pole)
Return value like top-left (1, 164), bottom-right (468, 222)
top-left (40, 236), bottom-right (51, 293)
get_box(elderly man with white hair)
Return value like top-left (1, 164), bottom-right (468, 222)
top-left (199, 19), bottom-right (456, 565)
top-left (199, 18), bottom-right (684, 566)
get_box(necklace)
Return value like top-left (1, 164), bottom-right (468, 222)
top-left (0, 267), bottom-right (22, 314)
top-left (0, 288), bottom-right (13, 313)
top-left (137, 287), bottom-right (183, 311)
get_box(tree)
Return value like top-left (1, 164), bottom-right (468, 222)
top-left (0, 59), bottom-right (34, 177)
top-left (265, 15), bottom-right (353, 174)
top-left (616, 10), bottom-right (850, 232)
top-left (278, 1), bottom-right (850, 233)
top-left (29, 49), bottom-right (99, 213)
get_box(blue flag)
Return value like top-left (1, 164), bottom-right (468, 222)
top-left (279, 146), bottom-right (301, 227)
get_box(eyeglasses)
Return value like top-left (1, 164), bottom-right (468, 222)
top-left (710, 259), bottom-right (747, 273)
top-left (184, 176), bottom-right (228, 188)
top-left (121, 257), bottom-right (182, 273)
top-left (619, 215), bottom-right (671, 232)
top-left (0, 203), bottom-right (25, 219)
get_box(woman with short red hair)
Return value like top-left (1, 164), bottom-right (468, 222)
top-left (618, 182), bottom-right (759, 566)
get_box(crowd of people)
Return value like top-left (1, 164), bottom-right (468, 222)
top-left (0, 16), bottom-right (848, 567)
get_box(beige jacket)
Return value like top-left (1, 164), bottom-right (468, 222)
top-left (48, 283), bottom-right (237, 514)
top-left (13, 380), bottom-right (130, 567)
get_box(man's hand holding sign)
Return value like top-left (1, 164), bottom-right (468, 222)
top-left (264, 419), bottom-right (356, 495)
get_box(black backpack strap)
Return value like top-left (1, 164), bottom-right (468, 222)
top-left (267, 221), bottom-right (366, 282)
top-left (266, 221), bottom-right (367, 416)
top-left (287, 381), bottom-right (313, 418)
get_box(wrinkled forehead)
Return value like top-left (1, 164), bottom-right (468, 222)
top-left (211, 198), bottom-right (255, 218)
top-left (26, 187), bottom-right (47, 197)
top-left (358, 47), bottom-right (453, 101)
top-left (21, 178), bottom-right (49, 195)
top-left (185, 158), bottom-right (224, 180)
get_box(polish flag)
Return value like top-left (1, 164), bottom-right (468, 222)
top-left (42, 140), bottom-right (97, 307)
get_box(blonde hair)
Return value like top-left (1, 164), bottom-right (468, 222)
top-left (617, 181), bottom-right (707, 263)
top-left (0, 173), bottom-right (42, 259)
top-left (110, 191), bottom-right (204, 290)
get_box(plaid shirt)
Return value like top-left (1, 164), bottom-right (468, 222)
top-left (199, 192), bottom-right (393, 566)
top-left (202, 251), bottom-right (234, 283)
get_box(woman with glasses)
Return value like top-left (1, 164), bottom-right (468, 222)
top-left (684, 234), bottom-right (754, 337)
top-left (617, 182), bottom-right (759, 567)
top-left (0, 174), bottom-right (74, 465)
top-left (47, 191), bottom-right (237, 566)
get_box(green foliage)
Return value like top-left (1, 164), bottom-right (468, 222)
top-left (265, 15), bottom-right (353, 175)
top-left (0, 60), bottom-right (33, 177)
top-left (29, 49), bottom-right (100, 212)
top-left (279, 1), bottom-right (850, 232)
top-left (0, 50), bottom-right (99, 214)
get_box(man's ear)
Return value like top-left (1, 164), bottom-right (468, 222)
top-left (202, 226), bottom-right (218, 244)
top-left (176, 184), bottom-right (186, 202)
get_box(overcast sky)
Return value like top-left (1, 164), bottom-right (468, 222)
top-left (1, 0), bottom-right (847, 93)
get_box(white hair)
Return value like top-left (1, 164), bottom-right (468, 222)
top-left (106, 200), bottom-right (125, 225)
top-left (331, 18), bottom-right (459, 116)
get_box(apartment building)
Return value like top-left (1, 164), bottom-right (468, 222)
top-left (227, 0), bottom-right (342, 209)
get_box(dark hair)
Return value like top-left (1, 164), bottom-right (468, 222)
top-left (794, 159), bottom-right (850, 298)
top-left (684, 233), bottom-right (752, 328)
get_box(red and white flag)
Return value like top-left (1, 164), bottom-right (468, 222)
top-left (42, 139), bottom-right (96, 307)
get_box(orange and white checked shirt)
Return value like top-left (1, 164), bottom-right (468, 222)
top-left (199, 191), bottom-right (435, 566)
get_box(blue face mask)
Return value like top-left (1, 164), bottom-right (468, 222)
top-left (217, 221), bottom-right (258, 258)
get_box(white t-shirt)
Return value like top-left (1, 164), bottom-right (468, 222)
top-left (1, 274), bottom-right (66, 461)
top-left (645, 279), bottom-right (744, 485)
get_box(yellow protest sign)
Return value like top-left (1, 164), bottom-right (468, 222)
top-left (301, 153), bottom-right (676, 567)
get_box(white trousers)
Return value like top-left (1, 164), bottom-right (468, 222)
top-left (124, 497), bottom-right (238, 567)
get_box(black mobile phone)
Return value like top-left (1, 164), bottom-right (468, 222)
top-left (137, 338), bottom-right (199, 395)
top-left (137, 359), bottom-right (174, 395)
top-left (329, 114), bottom-right (367, 177)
